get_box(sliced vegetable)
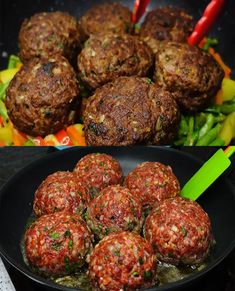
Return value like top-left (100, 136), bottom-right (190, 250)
top-left (0, 81), bottom-right (10, 101)
top-left (198, 114), bottom-right (214, 139)
top-left (217, 113), bottom-right (235, 146)
top-left (32, 137), bottom-right (46, 146)
top-left (0, 127), bottom-right (13, 145)
top-left (221, 78), bottom-right (235, 101)
top-left (7, 55), bottom-right (21, 69)
top-left (44, 135), bottom-right (60, 146)
top-left (209, 48), bottom-right (231, 78)
top-left (0, 68), bottom-right (20, 83)
top-left (55, 130), bottom-right (73, 146)
top-left (196, 123), bottom-right (222, 146)
top-left (66, 124), bottom-right (86, 146)
top-left (12, 128), bottom-right (28, 146)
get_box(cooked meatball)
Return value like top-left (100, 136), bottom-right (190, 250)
top-left (144, 197), bottom-right (213, 265)
top-left (88, 232), bottom-right (157, 290)
top-left (33, 171), bottom-right (90, 217)
top-left (24, 212), bottom-right (93, 276)
top-left (78, 33), bottom-right (154, 89)
top-left (154, 42), bottom-right (225, 112)
top-left (5, 56), bottom-right (79, 136)
top-left (83, 77), bottom-right (157, 146)
top-left (150, 87), bottom-right (180, 144)
top-left (125, 162), bottom-right (180, 212)
top-left (86, 185), bottom-right (144, 239)
top-left (74, 153), bottom-right (123, 198)
top-left (80, 2), bottom-right (132, 38)
top-left (140, 6), bottom-right (193, 46)
top-left (19, 11), bottom-right (83, 62)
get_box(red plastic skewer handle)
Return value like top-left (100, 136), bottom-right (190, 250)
top-left (188, 0), bottom-right (225, 46)
top-left (132, 0), bottom-right (151, 23)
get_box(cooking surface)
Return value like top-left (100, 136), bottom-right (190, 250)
top-left (0, 147), bottom-right (234, 291)
top-left (0, 0), bottom-right (235, 76)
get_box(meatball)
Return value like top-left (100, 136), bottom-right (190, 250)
top-left (83, 77), bottom-right (157, 146)
top-left (88, 232), bottom-right (157, 290)
top-left (74, 153), bottom-right (123, 198)
top-left (24, 212), bottom-right (93, 276)
top-left (78, 33), bottom-right (154, 89)
top-left (144, 197), bottom-right (213, 265)
top-left (86, 185), bottom-right (144, 239)
top-left (33, 171), bottom-right (90, 217)
top-left (19, 11), bottom-right (83, 62)
top-left (154, 42), bottom-right (225, 112)
top-left (140, 7), bottom-right (193, 45)
top-left (150, 87), bottom-right (180, 144)
top-left (80, 2), bottom-right (132, 38)
top-left (125, 162), bottom-right (180, 212)
top-left (5, 56), bottom-right (79, 136)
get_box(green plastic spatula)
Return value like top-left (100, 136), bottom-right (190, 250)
top-left (181, 146), bottom-right (235, 201)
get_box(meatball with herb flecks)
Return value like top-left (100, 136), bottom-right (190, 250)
top-left (33, 171), bottom-right (90, 217)
top-left (78, 33), bottom-right (154, 89)
top-left (24, 212), bottom-right (93, 276)
top-left (144, 196), bottom-right (214, 265)
top-left (19, 11), bottom-right (83, 62)
top-left (85, 185), bottom-right (144, 239)
top-left (74, 153), bottom-right (123, 198)
top-left (5, 56), bottom-right (79, 136)
top-left (88, 232), bottom-right (157, 291)
top-left (125, 162), bottom-right (180, 212)
top-left (80, 2), bottom-right (132, 38)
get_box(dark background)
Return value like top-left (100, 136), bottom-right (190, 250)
top-left (0, 146), bottom-right (234, 291)
top-left (0, 0), bottom-right (235, 76)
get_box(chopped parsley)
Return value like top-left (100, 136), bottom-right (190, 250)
top-left (49, 232), bottom-right (60, 239)
top-left (181, 226), bottom-right (188, 237)
top-left (68, 240), bottom-right (73, 250)
top-left (132, 272), bottom-right (139, 277)
top-left (64, 230), bottom-right (71, 238)
top-left (144, 271), bottom-right (152, 280)
top-left (138, 257), bottom-right (144, 265)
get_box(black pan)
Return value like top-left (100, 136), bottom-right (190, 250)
top-left (0, 0), bottom-right (235, 76)
top-left (0, 147), bottom-right (234, 291)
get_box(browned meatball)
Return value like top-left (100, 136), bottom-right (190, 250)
top-left (150, 87), bottom-right (180, 144)
top-left (33, 171), bottom-right (90, 217)
top-left (83, 77), bottom-right (156, 146)
top-left (154, 42), bottom-right (225, 112)
top-left (78, 33), bottom-right (154, 89)
top-left (80, 2), bottom-right (132, 37)
top-left (6, 56), bottom-right (79, 136)
top-left (19, 11), bottom-right (83, 62)
top-left (140, 6), bottom-right (193, 50)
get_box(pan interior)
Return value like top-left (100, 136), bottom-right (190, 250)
top-left (0, 147), bottom-right (235, 291)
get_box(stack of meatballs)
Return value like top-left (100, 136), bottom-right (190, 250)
top-left (25, 153), bottom-right (214, 290)
top-left (5, 2), bottom-right (224, 145)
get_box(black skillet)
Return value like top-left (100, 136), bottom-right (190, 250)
top-left (0, 0), bottom-right (235, 77)
top-left (0, 146), bottom-right (234, 291)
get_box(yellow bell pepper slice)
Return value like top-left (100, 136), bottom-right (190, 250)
top-left (222, 78), bottom-right (235, 102)
top-left (0, 68), bottom-right (20, 83)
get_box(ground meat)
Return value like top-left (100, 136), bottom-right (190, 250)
top-left (144, 196), bottom-right (213, 265)
top-left (125, 162), bottom-right (180, 212)
top-left (83, 77), bottom-right (156, 146)
top-left (78, 33), bottom-right (154, 89)
top-left (33, 171), bottom-right (90, 217)
top-left (140, 6), bottom-right (193, 44)
top-left (88, 232), bottom-right (157, 290)
top-left (85, 185), bottom-right (144, 239)
top-left (24, 212), bottom-right (93, 276)
top-left (80, 2), bottom-right (133, 38)
top-left (5, 56), bottom-right (79, 136)
top-left (19, 11), bottom-right (83, 62)
top-left (73, 153), bottom-right (123, 198)
top-left (154, 42), bottom-right (225, 112)
top-left (150, 86), bottom-right (180, 144)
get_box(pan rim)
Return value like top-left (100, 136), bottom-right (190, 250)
top-left (0, 146), bottom-right (235, 291)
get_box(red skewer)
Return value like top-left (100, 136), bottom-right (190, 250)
top-left (188, 0), bottom-right (225, 46)
top-left (132, 0), bottom-right (151, 23)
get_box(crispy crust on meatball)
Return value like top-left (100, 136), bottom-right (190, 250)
top-left (33, 171), bottom-right (90, 216)
top-left (83, 77), bottom-right (156, 146)
top-left (85, 185), bottom-right (144, 239)
top-left (19, 11), bottom-right (83, 62)
top-left (78, 33), bottom-right (154, 89)
top-left (88, 232), bottom-right (157, 290)
top-left (125, 162), bottom-right (180, 211)
top-left (74, 153), bottom-right (123, 198)
top-left (140, 7), bottom-right (193, 43)
top-left (25, 212), bottom-right (93, 276)
top-left (80, 2), bottom-right (133, 37)
top-left (144, 197), bottom-right (213, 265)
top-left (5, 56), bottom-right (79, 136)
top-left (154, 42), bottom-right (225, 112)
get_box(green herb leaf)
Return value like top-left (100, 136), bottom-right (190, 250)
top-left (49, 232), bottom-right (60, 239)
